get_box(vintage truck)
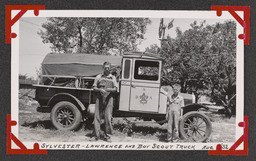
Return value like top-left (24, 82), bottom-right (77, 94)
top-left (34, 52), bottom-right (212, 142)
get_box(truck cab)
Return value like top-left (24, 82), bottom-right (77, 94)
top-left (116, 52), bottom-right (196, 116)
top-left (118, 52), bottom-right (167, 114)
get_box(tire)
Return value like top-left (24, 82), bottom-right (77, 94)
top-left (50, 101), bottom-right (82, 131)
top-left (179, 111), bottom-right (212, 142)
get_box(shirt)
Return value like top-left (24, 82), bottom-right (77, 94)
top-left (93, 73), bottom-right (118, 89)
top-left (167, 94), bottom-right (184, 112)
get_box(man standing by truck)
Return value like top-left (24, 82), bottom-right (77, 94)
top-left (92, 62), bottom-right (118, 142)
top-left (166, 84), bottom-right (184, 142)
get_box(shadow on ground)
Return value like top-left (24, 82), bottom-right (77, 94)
top-left (133, 125), bottom-right (167, 135)
top-left (113, 121), bottom-right (168, 142)
top-left (21, 120), bottom-right (55, 129)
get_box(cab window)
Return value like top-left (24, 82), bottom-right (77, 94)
top-left (123, 59), bottom-right (131, 79)
top-left (134, 60), bottom-right (159, 81)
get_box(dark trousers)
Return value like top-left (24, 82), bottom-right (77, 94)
top-left (94, 94), bottom-right (113, 138)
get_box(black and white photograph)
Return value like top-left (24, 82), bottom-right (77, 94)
top-left (14, 10), bottom-right (244, 150)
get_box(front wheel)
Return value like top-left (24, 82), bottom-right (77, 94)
top-left (179, 111), bottom-right (212, 142)
top-left (50, 101), bottom-right (82, 131)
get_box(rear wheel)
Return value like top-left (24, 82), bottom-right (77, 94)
top-left (179, 111), bottom-right (212, 142)
top-left (50, 101), bottom-right (82, 131)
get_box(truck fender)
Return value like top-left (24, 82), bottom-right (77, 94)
top-left (182, 103), bottom-right (209, 115)
top-left (47, 93), bottom-right (86, 112)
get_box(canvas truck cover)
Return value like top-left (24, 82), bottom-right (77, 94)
top-left (41, 53), bottom-right (122, 77)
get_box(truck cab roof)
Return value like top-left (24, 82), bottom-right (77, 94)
top-left (123, 52), bottom-right (163, 60)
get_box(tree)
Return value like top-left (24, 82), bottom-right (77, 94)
top-left (145, 44), bottom-right (160, 54)
top-left (38, 18), bottom-right (151, 54)
top-left (206, 21), bottom-right (236, 117)
top-left (155, 20), bottom-right (236, 117)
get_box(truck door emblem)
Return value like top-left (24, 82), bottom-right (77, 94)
top-left (139, 93), bottom-right (148, 104)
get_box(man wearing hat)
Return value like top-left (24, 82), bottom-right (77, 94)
top-left (92, 61), bottom-right (118, 142)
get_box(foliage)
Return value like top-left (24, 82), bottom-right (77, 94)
top-left (38, 18), bottom-right (151, 55)
top-left (148, 20), bottom-right (236, 117)
top-left (19, 74), bottom-right (34, 81)
top-left (145, 44), bottom-right (160, 54)
top-left (19, 74), bottom-right (37, 85)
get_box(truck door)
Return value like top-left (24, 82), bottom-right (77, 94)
top-left (119, 58), bottom-right (132, 111)
top-left (129, 59), bottom-right (161, 112)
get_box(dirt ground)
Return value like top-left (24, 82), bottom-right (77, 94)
top-left (18, 96), bottom-right (236, 143)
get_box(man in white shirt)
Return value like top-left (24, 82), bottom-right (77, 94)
top-left (166, 84), bottom-right (184, 142)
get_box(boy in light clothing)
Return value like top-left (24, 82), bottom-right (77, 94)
top-left (166, 84), bottom-right (184, 142)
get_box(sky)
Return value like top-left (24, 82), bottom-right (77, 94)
top-left (19, 17), bottom-right (229, 78)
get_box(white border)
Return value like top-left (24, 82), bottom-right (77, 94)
top-left (12, 10), bottom-right (244, 150)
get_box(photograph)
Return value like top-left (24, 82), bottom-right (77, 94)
top-left (14, 10), bottom-right (243, 150)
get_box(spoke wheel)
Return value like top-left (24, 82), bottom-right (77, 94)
top-left (179, 111), bottom-right (212, 142)
top-left (51, 101), bottom-right (82, 131)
